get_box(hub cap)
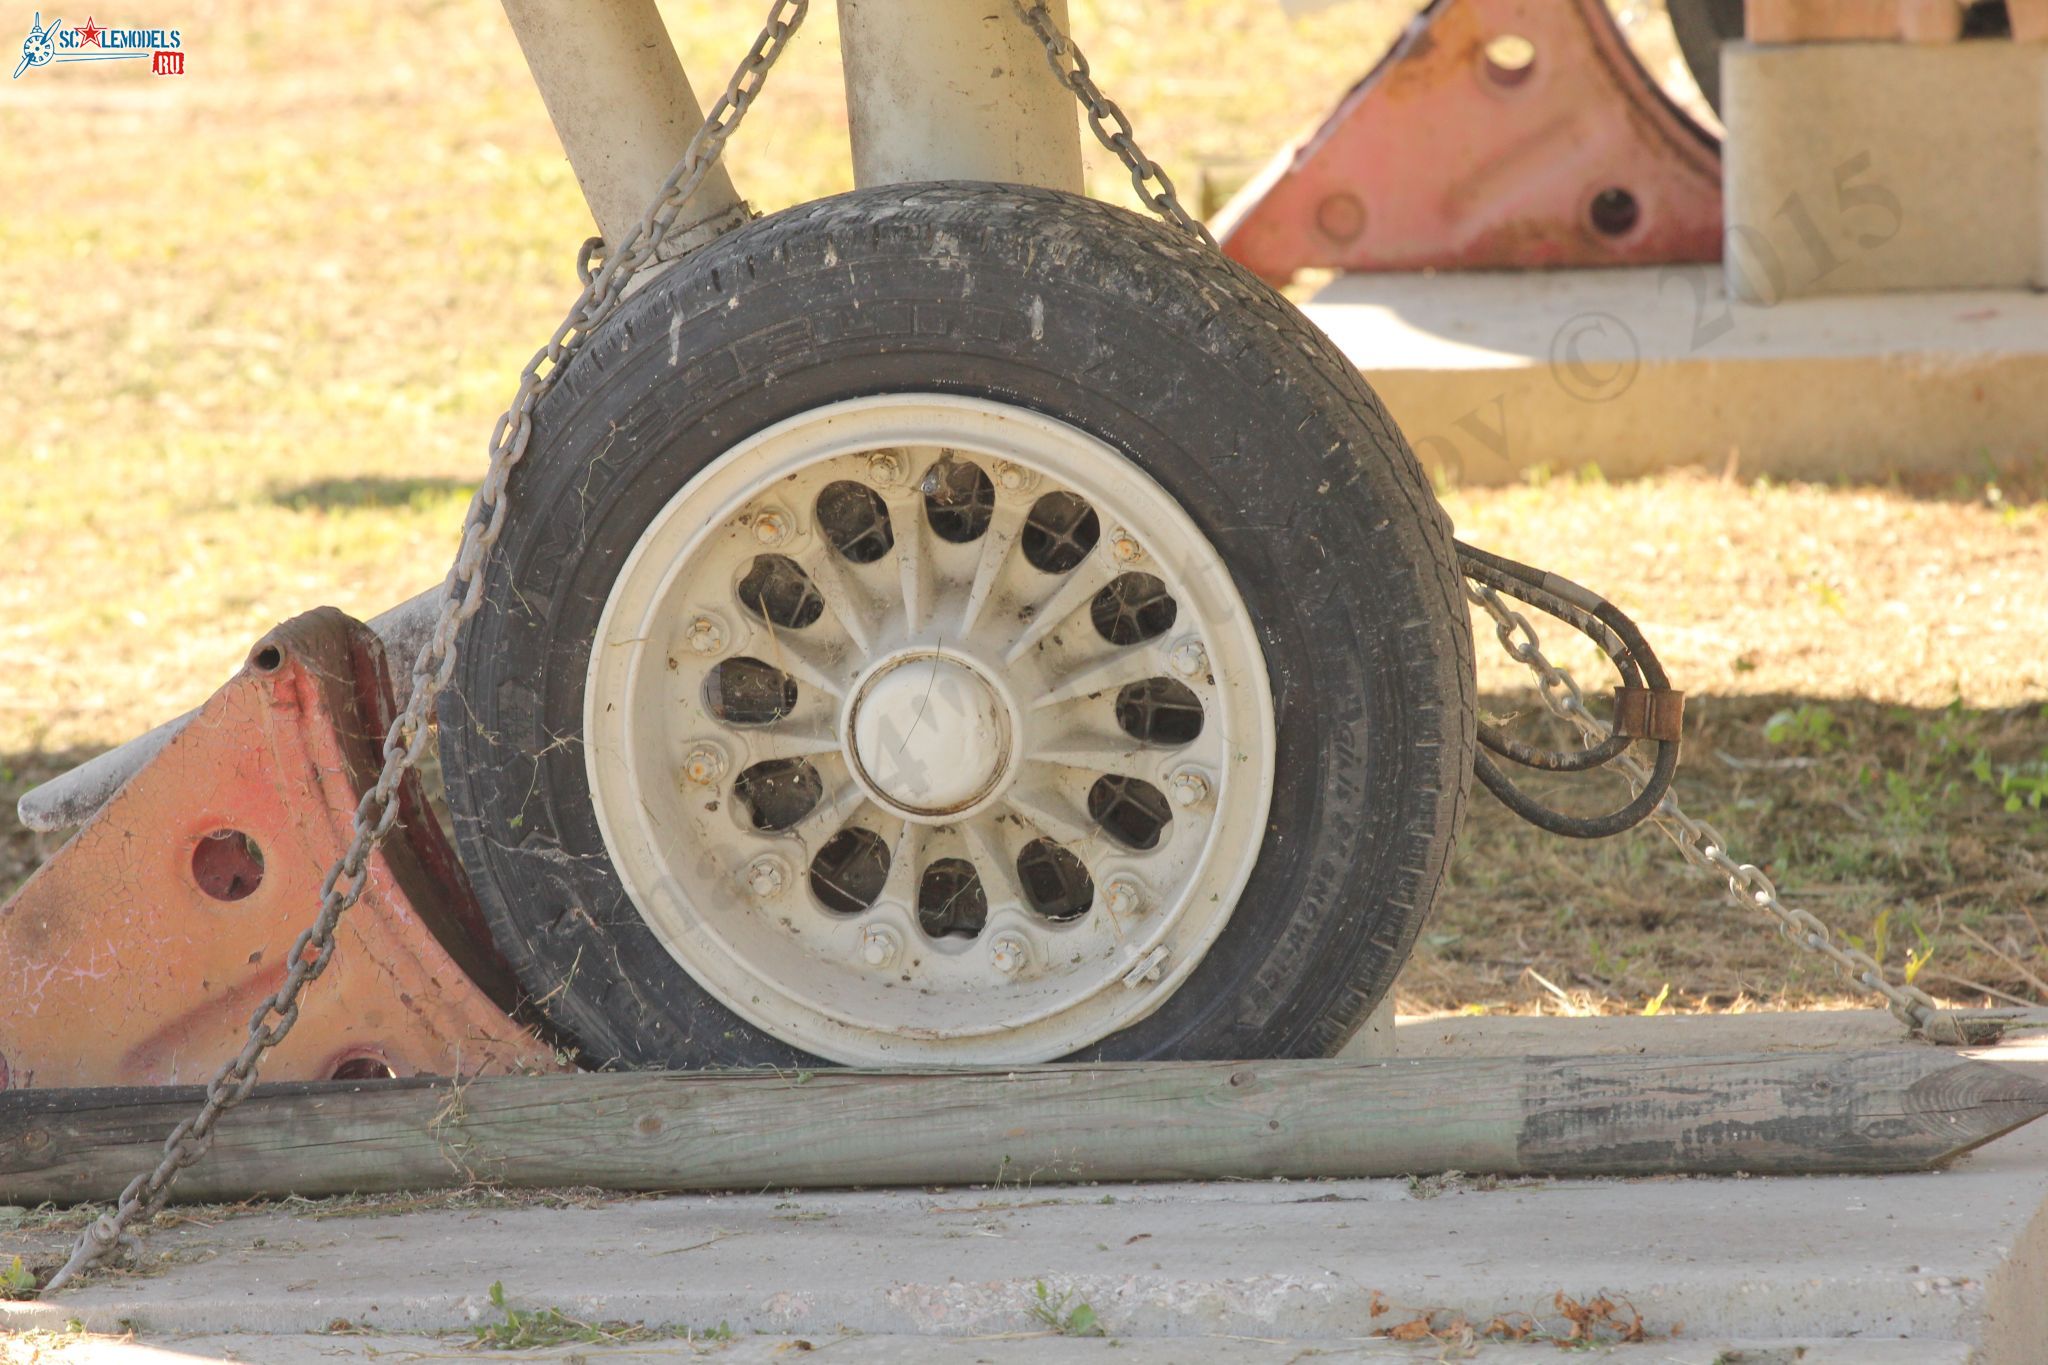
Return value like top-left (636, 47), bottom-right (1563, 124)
top-left (584, 395), bottom-right (1276, 1064)
top-left (847, 652), bottom-right (1014, 818)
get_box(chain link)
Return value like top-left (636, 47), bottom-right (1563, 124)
top-left (1465, 583), bottom-right (1968, 1044)
top-left (43, 0), bottom-right (812, 1295)
top-left (1007, 1), bottom-right (1973, 1048)
top-left (1012, 0), bottom-right (1217, 248)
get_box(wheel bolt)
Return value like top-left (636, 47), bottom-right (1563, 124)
top-left (867, 451), bottom-right (901, 486)
top-left (860, 925), bottom-right (900, 968)
top-left (1103, 876), bottom-right (1142, 918)
top-left (682, 742), bottom-right (728, 786)
top-left (989, 933), bottom-right (1029, 975)
top-left (687, 614), bottom-right (728, 655)
top-left (995, 461), bottom-right (1036, 493)
top-left (752, 507), bottom-right (791, 547)
top-left (1109, 528), bottom-right (1144, 564)
top-left (744, 856), bottom-right (787, 898)
top-left (1168, 770), bottom-right (1211, 809)
top-left (1168, 639), bottom-right (1208, 679)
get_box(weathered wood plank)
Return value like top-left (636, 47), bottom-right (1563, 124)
top-left (2, 1051), bottom-right (2043, 1206)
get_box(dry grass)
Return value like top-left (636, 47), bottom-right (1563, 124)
top-left (1, 0), bottom-right (2042, 1021)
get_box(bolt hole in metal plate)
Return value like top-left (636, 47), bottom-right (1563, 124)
top-left (1589, 185), bottom-right (1641, 237)
top-left (191, 829), bottom-right (265, 902)
top-left (330, 1056), bottom-right (397, 1081)
top-left (584, 396), bottom-right (1275, 1064)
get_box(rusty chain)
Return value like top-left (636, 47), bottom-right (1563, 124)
top-left (1465, 584), bottom-right (1970, 1044)
top-left (43, 0), bottom-right (812, 1295)
top-left (1012, 0), bottom-right (1217, 248)
top-left (1009, 1), bottom-right (1976, 1046)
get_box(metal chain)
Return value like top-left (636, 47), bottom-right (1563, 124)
top-left (1009, 1), bottom-right (1972, 1047)
top-left (1466, 583), bottom-right (1969, 1045)
top-left (43, 0), bottom-right (812, 1295)
top-left (1012, 0), bottom-right (1217, 248)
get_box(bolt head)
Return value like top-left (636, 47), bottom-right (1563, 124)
top-left (1109, 528), bottom-right (1144, 564)
top-left (1104, 877), bottom-right (1142, 918)
top-left (752, 508), bottom-right (790, 546)
top-left (860, 926), bottom-right (899, 968)
top-left (1168, 770), bottom-right (1211, 809)
top-left (687, 615), bottom-right (728, 655)
top-left (745, 857), bottom-right (787, 898)
top-left (867, 452), bottom-right (902, 486)
top-left (995, 461), bottom-right (1036, 493)
top-left (989, 933), bottom-right (1028, 975)
top-left (1168, 639), bottom-right (1208, 679)
top-left (682, 743), bottom-right (728, 786)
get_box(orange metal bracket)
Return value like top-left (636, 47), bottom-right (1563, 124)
top-left (0, 608), bottom-right (561, 1089)
top-left (1215, 0), bottom-right (1724, 280)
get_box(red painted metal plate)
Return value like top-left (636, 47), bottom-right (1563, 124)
top-left (1216, 0), bottom-right (1723, 280)
top-left (0, 609), bottom-right (561, 1089)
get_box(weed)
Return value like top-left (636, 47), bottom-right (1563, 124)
top-left (1029, 1280), bottom-right (1105, 1338)
top-left (1764, 704), bottom-right (1844, 754)
top-left (1970, 748), bottom-right (2048, 814)
top-left (1, 1255), bottom-right (38, 1300)
top-left (470, 1282), bottom-right (731, 1350)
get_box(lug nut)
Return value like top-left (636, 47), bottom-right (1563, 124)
top-left (989, 933), bottom-right (1029, 976)
top-left (995, 461), bottom-right (1037, 493)
top-left (1109, 528), bottom-right (1144, 564)
top-left (1103, 877), bottom-right (1142, 918)
top-left (1168, 770), bottom-right (1211, 809)
top-left (860, 925), bottom-right (900, 968)
top-left (752, 508), bottom-right (791, 546)
top-left (744, 856), bottom-right (787, 899)
top-left (1168, 639), bottom-right (1208, 679)
top-left (682, 743), bottom-right (728, 786)
top-left (867, 451), bottom-right (902, 486)
top-left (687, 614), bottom-right (728, 655)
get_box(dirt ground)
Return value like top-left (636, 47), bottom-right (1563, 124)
top-left (2, 0), bottom-right (2043, 1023)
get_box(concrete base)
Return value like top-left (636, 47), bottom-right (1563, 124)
top-left (0, 1333), bottom-right (1977, 1362)
top-left (1307, 264), bottom-right (2048, 484)
top-left (5, 1013), bottom-right (2044, 1362)
top-left (1723, 41), bottom-right (2047, 300)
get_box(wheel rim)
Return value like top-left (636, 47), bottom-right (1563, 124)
top-left (584, 394), bottom-right (1276, 1064)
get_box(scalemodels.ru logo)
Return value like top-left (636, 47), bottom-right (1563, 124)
top-left (14, 12), bottom-right (184, 78)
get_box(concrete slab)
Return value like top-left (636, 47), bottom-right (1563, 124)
top-left (5, 1013), bottom-right (2043, 1361)
top-left (1723, 41), bottom-right (2047, 299)
top-left (4, 1115), bottom-right (2044, 1356)
top-left (0, 1330), bottom-right (1985, 1363)
top-left (1307, 265), bottom-right (2048, 484)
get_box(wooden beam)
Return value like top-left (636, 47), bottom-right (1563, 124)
top-left (3, 1051), bottom-right (2043, 1207)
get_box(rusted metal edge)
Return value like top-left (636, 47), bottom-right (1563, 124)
top-left (16, 590), bottom-right (440, 833)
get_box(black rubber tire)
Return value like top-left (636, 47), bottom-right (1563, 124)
top-left (1666, 0), bottom-right (1743, 116)
top-left (437, 184), bottom-right (1474, 1070)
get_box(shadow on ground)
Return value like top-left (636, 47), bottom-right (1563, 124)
top-left (268, 477), bottom-right (475, 513)
top-left (1424, 692), bottom-right (2048, 1016)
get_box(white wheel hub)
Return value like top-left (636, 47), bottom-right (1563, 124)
top-left (847, 651), bottom-right (1015, 818)
top-left (584, 395), bottom-right (1276, 1065)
